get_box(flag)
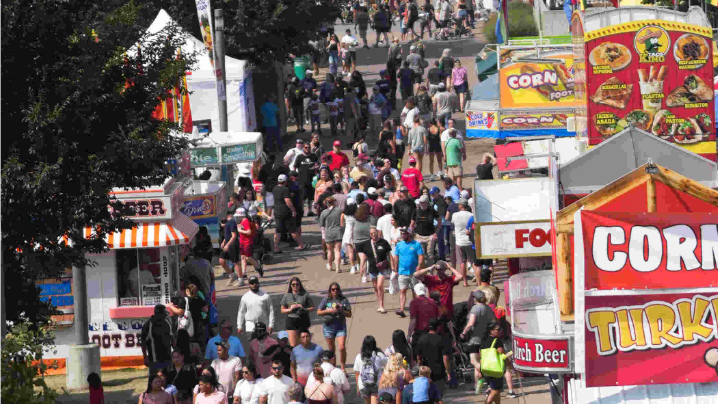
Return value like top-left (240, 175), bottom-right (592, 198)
top-left (495, 0), bottom-right (509, 44)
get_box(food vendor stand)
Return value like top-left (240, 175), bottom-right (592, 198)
top-left (39, 178), bottom-right (199, 374)
top-left (180, 181), bottom-right (227, 248)
top-left (571, 6), bottom-right (716, 162)
top-left (467, 45), bottom-right (578, 139)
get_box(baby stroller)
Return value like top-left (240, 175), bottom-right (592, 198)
top-left (435, 15), bottom-right (473, 40)
top-left (452, 301), bottom-right (475, 383)
top-left (252, 216), bottom-right (274, 265)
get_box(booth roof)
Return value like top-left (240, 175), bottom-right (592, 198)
top-left (559, 127), bottom-right (717, 193)
top-left (145, 9), bottom-right (248, 82)
top-left (470, 74), bottom-right (499, 101)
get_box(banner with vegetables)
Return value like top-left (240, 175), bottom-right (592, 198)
top-left (584, 20), bottom-right (714, 146)
top-left (499, 59), bottom-right (577, 109)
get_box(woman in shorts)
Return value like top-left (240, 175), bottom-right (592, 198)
top-left (319, 196), bottom-right (343, 272)
top-left (317, 282), bottom-right (352, 372)
top-left (426, 119), bottom-right (443, 181)
top-left (280, 277), bottom-right (315, 347)
top-left (450, 59), bottom-right (469, 112)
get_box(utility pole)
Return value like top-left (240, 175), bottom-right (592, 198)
top-left (214, 9), bottom-right (228, 132)
top-left (66, 261), bottom-right (100, 390)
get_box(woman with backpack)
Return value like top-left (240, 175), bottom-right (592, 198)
top-left (354, 335), bottom-right (388, 404)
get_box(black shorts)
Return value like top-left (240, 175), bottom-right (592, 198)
top-left (486, 376), bottom-right (504, 391)
top-left (466, 343), bottom-right (481, 354)
top-left (276, 213), bottom-right (298, 234)
top-left (303, 184), bottom-right (315, 202)
top-left (428, 139), bottom-right (442, 153)
top-left (295, 212), bottom-right (304, 228)
top-left (354, 240), bottom-right (378, 274)
top-left (220, 243), bottom-right (240, 262)
top-left (286, 315), bottom-right (310, 331)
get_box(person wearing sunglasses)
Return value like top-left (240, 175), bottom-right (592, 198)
top-left (317, 282), bottom-right (352, 372)
top-left (206, 319), bottom-right (246, 366)
top-left (258, 360), bottom-right (294, 404)
top-left (233, 363), bottom-right (263, 404)
top-left (280, 277), bottom-right (316, 346)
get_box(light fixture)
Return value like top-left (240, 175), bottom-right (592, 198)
top-left (214, 9), bottom-right (223, 32)
top-left (645, 158), bottom-right (658, 174)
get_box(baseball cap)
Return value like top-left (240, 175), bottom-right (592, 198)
top-left (399, 185), bottom-right (409, 192)
top-left (408, 156), bottom-right (417, 163)
top-left (357, 153), bottom-right (368, 161)
top-left (248, 276), bottom-right (259, 284)
top-left (347, 197), bottom-right (356, 205)
top-left (368, 187), bottom-right (377, 195)
top-left (254, 322), bottom-right (267, 332)
top-left (436, 260), bottom-right (448, 269)
top-left (472, 290), bottom-right (486, 301)
top-left (379, 392), bottom-right (394, 403)
top-left (296, 139), bottom-right (304, 144)
top-left (305, 69), bottom-right (313, 75)
top-left (438, 82), bottom-right (446, 90)
top-left (278, 330), bottom-right (289, 340)
top-left (410, 45), bottom-right (417, 50)
top-left (277, 174), bottom-right (288, 182)
top-left (458, 198), bottom-right (469, 206)
top-left (413, 283), bottom-right (427, 296)
top-left (428, 317), bottom-right (440, 330)
top-left (215, 340), bottom-right (230, 349)
top-left (235, 207), bottom-right (247, 217)
top-left (418, 195), bottom-right (429, 203)
top-left (383, 174), bottom-right (393, 181)
top-left (461, 190), bottom-right (470, 199)
top-left (430, 186), bottom-right (441, 194)
top-left (333, 140), bottom-right (342, 146)
top-left (399, 226), bottom-right (412, 234)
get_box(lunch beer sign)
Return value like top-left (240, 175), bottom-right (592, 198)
top-left (578, 19), bottom-right (715, 148)
top-left (574, 211), bottom-right (718, 387)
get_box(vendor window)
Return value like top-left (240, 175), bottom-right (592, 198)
top-left (116, 249), bottom-right (161, 306)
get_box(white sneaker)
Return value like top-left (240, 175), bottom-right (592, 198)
top-left (238, 279), bottom-right (245, 287)
top-left (361, 275), bottom-right (368, 283)
top-left (350, 266), bottom-right (357, 274)
top-left (326, 263), bottom-right (332, 271)
top-left (438, 170), bottom-right (444, 178)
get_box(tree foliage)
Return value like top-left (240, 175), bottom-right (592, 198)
top-left (143, 0), bottom-right (341, 66)
top-left (483, 1), bottom-right (539, 43)
top-left (2, 0), bottom-right (195, 323)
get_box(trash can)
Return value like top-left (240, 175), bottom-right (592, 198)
top-left (294, 56), bottom-right (310, 80)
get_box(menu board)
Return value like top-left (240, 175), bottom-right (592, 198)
top-left (499, 54), bottom-right (577, 109)
top-left (584, 20), bottom-right (714, 145)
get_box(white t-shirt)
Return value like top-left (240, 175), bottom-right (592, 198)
top-left (376, 214), bottom-right (394, 244)
top-left (211, 356), bottom-right (242, 398)
top-left (353, 352), bottom-right (388, 391)
top-left (259, 375), bottom-right (294, 404)
top-left (441, 129), bottom-right (465, 146)
top-left (341, 35), bottom-right (358, 52)
top-left (401, 107), bottom-right (420, 129)
top-left (306, 363), bottom-right (351, 404)
top-left (452, 210), bottom-right (473, 246)
top-left (233, 378), bottom-right (264, 404)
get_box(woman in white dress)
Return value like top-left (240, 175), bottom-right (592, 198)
top-left (341, 199), bottom-right (358, 274)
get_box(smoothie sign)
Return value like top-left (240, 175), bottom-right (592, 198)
top-left (584, 20), bottom-right (714, 145)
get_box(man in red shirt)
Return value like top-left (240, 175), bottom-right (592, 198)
top-left (400, 156), bottom-right (424, 199)
top-left (413, 260), bottom-right (462, 316)
top-left (364, 187), bottom-right (385, 219)
top-left (408, 283), bottom-right (438, 344)
top-left (327, 140), bottom-right (350, 172)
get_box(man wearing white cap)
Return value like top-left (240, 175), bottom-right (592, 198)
top-left (408, 282), bottom-right (438, 344)
top-left (272, 174), bottom-right (308, 252)
top-left (284, 139), bottom-right (305, 170)
top-left (365, 187), bottom-right (385, 220)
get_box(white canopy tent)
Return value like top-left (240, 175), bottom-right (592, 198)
top-left (145, 10), bottom-right (257, 133)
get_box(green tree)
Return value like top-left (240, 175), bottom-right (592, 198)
top-left (483, 0), bottom-right (539, 43)
top-left (1, 0), bottom-right (195, 324)
top-left (143, 0), bottom-right (341, 66)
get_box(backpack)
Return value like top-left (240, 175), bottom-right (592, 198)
top-left (145, 316), bottom-right (174, 362)
top-left (360, 353), bottom-right (380, 387)
top-left (177, 297), bottom-right (195, 337)
top-left (416, 94), bottom-right (432, 115)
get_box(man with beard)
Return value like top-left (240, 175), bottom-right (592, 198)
top-left (392, 186), bottom-right (416, 228)
top-left (237, 276), bottom-right (275, 337)
top-left (294, 143), bottom-right (318, 217)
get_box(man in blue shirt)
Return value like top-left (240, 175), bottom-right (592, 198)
top-left (392, 227), bottom-right (424, 317)
top-left (260, 96), bottom-right (281, 152)
top-left (442, 177), bottom-right (460, 203)
top-left (205, 319), bottom-right (245, 363)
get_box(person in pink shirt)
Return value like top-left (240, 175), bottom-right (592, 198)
top-left (449, 59), bottom-right (469, 112)
top-left (400, 156), bottom-right (425, 199)
top-left (194, 373), bottom-right (229, 404)
top-left (248, 322), bottom-right (278, 379)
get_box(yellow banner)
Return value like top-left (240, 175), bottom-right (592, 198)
top-left (500, 56), bottom-right (578, 109)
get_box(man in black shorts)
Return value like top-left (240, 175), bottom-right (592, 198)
top-left (220, 211), bottom-right (243, 286)
top-left (288, 171), bottom-right (304, 237)
top-left (294, 142), bottom-right (318, 216)
top-left (272, 174), bottom-right (308, 252)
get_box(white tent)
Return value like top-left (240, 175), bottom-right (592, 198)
top-left (146, 10), bottom-right (257, 132)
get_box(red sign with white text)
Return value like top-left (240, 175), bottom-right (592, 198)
top-left (584, 292), bottom-right (718, 386)
top-left (512, 334), bottom-right (572, 372)
top-left (580, 211), bottom-right (718, 290)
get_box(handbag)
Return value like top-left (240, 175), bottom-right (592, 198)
top-left (479, 339), bottom-right (505, 378)
top-left (178, 297), bottom-right (195, 337)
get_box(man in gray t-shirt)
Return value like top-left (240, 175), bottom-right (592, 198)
top-left (432, 83), bottom-right (455, 126)
top-left (459, 290), bottom-right (496, 384)
top-left (408, 116), bottom-right (427, 153)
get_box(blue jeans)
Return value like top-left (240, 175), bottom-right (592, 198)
top-left (328, 50), bottom-right (339, 76)
top-left (323, 322), bottom-right (348, 338)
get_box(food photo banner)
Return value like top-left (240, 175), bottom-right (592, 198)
top-left (584, 20), bottom-right (715, 145)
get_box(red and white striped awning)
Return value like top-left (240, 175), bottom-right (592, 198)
top-left (70, 214), bottom-right (199, 249)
